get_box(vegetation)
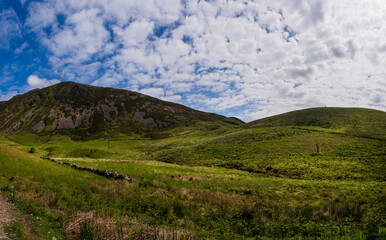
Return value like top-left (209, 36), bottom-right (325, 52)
top-left (248, 107), bottom-right (386, 140)
top-left (1, 137), bottom-right (385, 239)
top-left (6, 222), bottom-right (28, 239)
top-left (0, 83), bottom-right (385, 239)
top-left (0, 82), bottom-right (242, 140)
top-left (1, 108), bottom-right (385, 239)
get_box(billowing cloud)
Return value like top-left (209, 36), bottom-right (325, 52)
top-left (0, 0), bottom-right (384, 121)
top-left (27, 75), bottom-right (60, 88)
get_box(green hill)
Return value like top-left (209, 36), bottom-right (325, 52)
top-left (0, 82), bottom-right (242, 140)
top-left (248, 107), bottom-right (386, 140)
top-left (0, 136), bottom-right (384, 239)
top-left (0, 88), bottom-right (385, 239)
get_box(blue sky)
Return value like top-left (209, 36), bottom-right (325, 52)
top-left (0, 0), bottom-right (385, 121)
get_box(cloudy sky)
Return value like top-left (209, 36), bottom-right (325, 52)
top-left (0, 0), bottom-right (385, 121)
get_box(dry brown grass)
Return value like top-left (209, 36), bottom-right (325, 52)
top-left (63, 211), bottom-right (198, 240)
top-left (172, 175), bottom-right (209, 182)
top-left (92, 179), bottom-right (138, 199)
top-left (191, 189), bottom-right (245, 207)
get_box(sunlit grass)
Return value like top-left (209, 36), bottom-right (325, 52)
top-left (1, 137), bottom-right (385, 239)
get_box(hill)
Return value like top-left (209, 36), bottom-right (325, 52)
top-left (0, 82), bottom-right (242, 140)
top-left (0, 137), bottom-right (384, 239)
top-left (0, 92), bottom-right (385, 238)
top-left (248, 107), bottom-right (386, 140)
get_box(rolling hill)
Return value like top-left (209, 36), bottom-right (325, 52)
top-left (0, 83), bottom-right (385, 239)
top-left (248, 107), bottom-right (386, 140)
top-left (0, 82), bottom-right (242, 140)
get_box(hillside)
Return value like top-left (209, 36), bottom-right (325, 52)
top-left (0, 82), bottom-right (242, 139)
top-left (0, 137), bottom-right (384, 239)
top-left (0, 95), bottom-right (385, 238)
top-left (248, 107), bottom-right (386, 140)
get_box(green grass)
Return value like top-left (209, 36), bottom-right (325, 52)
top-left (248, 107), bottom-right (386, 140)
top-left (0, 137), bottom-right (385, 239)
top-left (15, 124), bottom-right (383, 181)
top-left (6, 222), bottom-right (27, 239)
top-left (1, 107), bottom-right (385, 239)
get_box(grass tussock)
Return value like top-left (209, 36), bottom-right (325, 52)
top-left (64, 211), bottom-right (197, 240)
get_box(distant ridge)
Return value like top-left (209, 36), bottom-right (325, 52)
top-left (0, 82), bottom-right (384, 141)
top-left (0, 82), bottom-right (243, 139)
top-left (248, 107), bottom-right (386, 140)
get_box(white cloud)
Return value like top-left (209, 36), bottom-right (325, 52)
top-left (48, 8), bottom-right (109, 64)
top-left (27, 75), bottom-right (60, 88)
top-left (20, 0), bottom-right (27, 7)
top-left (14, 42), bottom-right (29, 54)
top-left (0, 9), bottom-right (21, 49)
top-left (114, 20), bottom-right (155, 46)
top-left (0, 90), bottom-right (19, 101)
top-left (25, 1), bottom-right (56, 32)
top-left (140, 88), bottom-right (164, 99)
top-left (21, 0), bottom-right (386, 121)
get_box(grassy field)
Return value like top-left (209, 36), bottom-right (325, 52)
top-left (1, 107), bottom-right (385, 239)
top-left (9, 123), bottom-right (385, 182)
top-left (1, 134), bottom-right (385, 239)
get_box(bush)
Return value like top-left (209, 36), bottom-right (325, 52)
top-left (6, 222), bottom-right (26, 238)
top-left (365, 214), bottom-right (379, 240)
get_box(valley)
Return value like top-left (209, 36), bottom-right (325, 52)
top-left (0, 83), bottom-right (384, 239)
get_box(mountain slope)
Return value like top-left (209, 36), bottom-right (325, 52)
top-left (248, 107), bottom-right (386, 140)
top-left (0, 82), bottom-right (243, 139)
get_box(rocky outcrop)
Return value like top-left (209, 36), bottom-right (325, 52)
top-left (0, 82), bottom-right (236, 136)
top-left (41, 157), bottom-right (134, 182)
top-left (33, 120), bottom-right (45, 133)
top-left (74, 109), bottom-right (93, 128)
top-left (58, 116), bottom-right (75, 129)
top-left (133, 111), bottom-right (169, 127)
top-left (133, 112), bottom-right (155, 126)
top-left (100, 101), bottom-right (118, 123)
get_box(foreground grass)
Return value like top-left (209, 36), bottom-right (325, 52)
top-left (11, 124), bottom-right (385, 182)
top-left (0, 138), bottom-right (385, 239)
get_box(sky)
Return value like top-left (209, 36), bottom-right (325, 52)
top-left (0, 0), bottom-right (385, 122)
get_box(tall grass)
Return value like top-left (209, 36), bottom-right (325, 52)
top-left (1, 137), bottom-right (385, 239)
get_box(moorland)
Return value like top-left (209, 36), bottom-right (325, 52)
top-left (0, 82), bottom-right (384, 239)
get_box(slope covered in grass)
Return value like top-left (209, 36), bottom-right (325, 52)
top-left (141, 126), bottom-right (385, 181)
top-left (248, 107), bottom-right (386, 140)
top-left (0, 137), bottom-right (385, 239)
top-left (0, 82), bottom-right (242, 140)
top-left (8, 107), bottom-right (386, 182)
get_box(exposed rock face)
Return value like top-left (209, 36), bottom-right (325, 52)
top-left (101, 101), bottom-right (118, 123)
top-left (25, 108), bottom-right (36, 117)
top-left (48, 101), bottom-right (120, 131)
top-left (33, 120), bottom-right (45, 133)
top-left (58, 116), bottom-right (75, 129)
top-left (0, 81), bottom-right (239, 137)
top-left (74, 109), bottom-right (93, 128)
top-left (164, 106), bottom-right (175, 113)
top-left (133, 111), bottom-right (169, 127)
top-left (133, 112), bottom-right (156, 126)
top-left (49, 106), bottom-right (94, 130)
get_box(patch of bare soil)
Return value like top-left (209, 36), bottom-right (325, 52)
top-left (0, 192), bottom-right (36, 240)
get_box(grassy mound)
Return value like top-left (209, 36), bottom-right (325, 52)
top-left (248, 107), bottom-right (386, 140)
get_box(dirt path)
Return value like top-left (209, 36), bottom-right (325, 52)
top-left (0, 192), bottom-right (35, 240)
